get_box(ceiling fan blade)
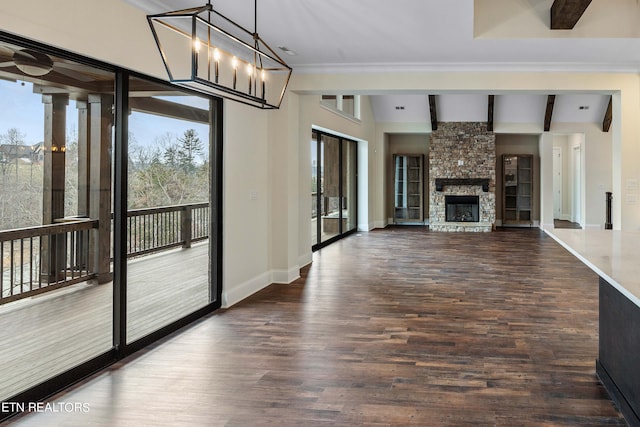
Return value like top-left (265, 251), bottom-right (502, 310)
top-left (0, 61), bottom-right (15, 68)
top-left (0, 45), bottom-right (15, 56)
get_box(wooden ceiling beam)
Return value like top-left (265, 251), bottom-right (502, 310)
top-left (544, 95), bottom-right (556, 132)
top-left (551, 0), bottom-right (592, 30)
top-left (129, 97), bottom-right (209, 124)
top-left (428, 95), bottom-right (438, 131)
top-left (487, 95), bottom-right (495, 132)
top-left (603, 96), bottom-right (613, 132)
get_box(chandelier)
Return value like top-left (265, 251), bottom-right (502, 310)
top-left (147, 1), bottom-right (292, 109)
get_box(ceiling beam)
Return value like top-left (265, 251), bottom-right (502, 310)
top-left (428, 95), bottom-right (438, 131)
top-left (544, 95), bottom-right (556, 132)
top-left (551, 0), bottom-right (592, 30)
top-left (129, 97), bottom-right (209, 124)
top-left (487, 95), bottom-right (495, 132)
top-left (603, 96), bottom-right (613, 132)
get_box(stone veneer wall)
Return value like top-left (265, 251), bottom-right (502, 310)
top-left (429, 122), bottom-right (496, 232)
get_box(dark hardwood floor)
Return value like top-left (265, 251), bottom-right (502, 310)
top-left (3, 228), bottom-right (626, 426)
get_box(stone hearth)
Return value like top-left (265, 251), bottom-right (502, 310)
top-left (429, 122), bottom-right (496, 232)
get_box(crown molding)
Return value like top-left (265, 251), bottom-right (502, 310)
top-left (292, 61), bottom-right (640, 74)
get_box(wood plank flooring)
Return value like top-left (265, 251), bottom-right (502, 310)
top-left (3, 228), bottom-right (626, 426)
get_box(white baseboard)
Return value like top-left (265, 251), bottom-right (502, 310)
top-left (223, 264), bottom-right (305, 308)
top-left (371, 220), bottom-right (386, 230)
top-left (271, 266), bottom-right (300, 284)
top-left (357, 223), bottom-right (371, 232)
top-left (222, 271), bottom-right (271, 308)
top-left (298, 251), bottom-right (313, 268)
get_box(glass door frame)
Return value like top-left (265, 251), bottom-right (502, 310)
top-left (311, 129), bottom-right (358, 251)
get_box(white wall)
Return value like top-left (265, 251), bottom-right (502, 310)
top-left (222, 102), bottom-right (271, 306)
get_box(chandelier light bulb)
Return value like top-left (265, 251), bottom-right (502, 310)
top-left (232, 56), bottom-right (238, 89)
top-left (213, 48), bottom-right (220, 83)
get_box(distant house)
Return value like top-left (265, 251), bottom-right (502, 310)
top-left (0, 143), bottom-right (43, 164)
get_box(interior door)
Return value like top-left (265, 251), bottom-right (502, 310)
top-left (553, 147), bottom-right (562, 220)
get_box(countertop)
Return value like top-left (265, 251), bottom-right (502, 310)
top-left (545, 228), bottom-right (640, 308)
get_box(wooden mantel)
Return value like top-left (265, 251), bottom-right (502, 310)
top-left (435, 178), bottom-right (490, 192)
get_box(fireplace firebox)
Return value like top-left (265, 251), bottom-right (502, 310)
top-left (445, 195), bottom-right (479, 222)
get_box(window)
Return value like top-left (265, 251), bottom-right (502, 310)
top-left (321, 95), bottom-right (361, 120)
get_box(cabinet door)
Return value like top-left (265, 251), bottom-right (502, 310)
top-left (503, 155), bottom-right (518, 222)
top-left (394, 154), bottom-right (423, 223)
top-left (503, 154), bottom-right (533, 225)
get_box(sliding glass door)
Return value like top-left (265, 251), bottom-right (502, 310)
top-left (311, 130), bottom-right (357, 250)
top-left (0, 34), bottom-right (222, 417)
top-left (0, 39), bottom-right (115, 403)
top-left (126, 77), bottom-right (213, 343)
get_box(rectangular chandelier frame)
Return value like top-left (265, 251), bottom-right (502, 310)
top-left (148, 4), bottom-right (292, 109)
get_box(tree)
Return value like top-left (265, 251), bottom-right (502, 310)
top-left (176, 129), bottom-right (203, 172)
top-left (0, 127), bottom-right (26, 178)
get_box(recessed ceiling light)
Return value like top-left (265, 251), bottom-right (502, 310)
top-left (278, 46), bottom-right (298, 56)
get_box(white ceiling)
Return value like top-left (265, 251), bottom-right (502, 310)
top-left (126, 0), bottom-right (630, 126)
top-left (371, 94), bottom-right (611, 124)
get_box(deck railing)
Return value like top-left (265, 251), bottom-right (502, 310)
top-left (0, 219), bottom-right (98, 304)
top-left (125, 202), bottom-right (209, 258)
top-left (1, 202), bottom-right (209, 304)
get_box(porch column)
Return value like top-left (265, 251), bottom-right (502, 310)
top-left (41, 94), bottom-right (68, 282)
top-left (88, 94), bottom-right (114, 284)
top-left (72, 100), bottom-right (90, 271)
top-left (76, 100), bottom-right (90, 216)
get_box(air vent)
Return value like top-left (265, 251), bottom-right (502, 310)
top-left (278, 46), bottom-right (298, 56)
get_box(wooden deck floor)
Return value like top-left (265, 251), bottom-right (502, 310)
top-left (0, 243), bottom-right (209, 402)
top-left (3, 229), bottom-right (626, 426)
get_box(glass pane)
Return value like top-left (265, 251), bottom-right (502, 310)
top-left (320, 95), bottom-right (337, 109)
top-left (126, 76), bottom-right (211, 343)
top-left (0, 41), bottom-right (114, 400)
top-left (519, 155), bottom-right (531, 169)
top-left (342, 95), bottom-right (355, 116)
top-left (311, 132), bottom-right (318, 246)
top-left (320, 134), bottom-right (340, 243)
top-left (343, 140), bottom-right (357, 232)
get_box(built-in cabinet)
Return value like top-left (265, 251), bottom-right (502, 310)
top-left (502, 154), bottom-right (533, 226)
top-left (393, 154), bottom-right (423, 224)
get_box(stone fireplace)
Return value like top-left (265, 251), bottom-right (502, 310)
top-left (429, 122), bottom-right (496, 232)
